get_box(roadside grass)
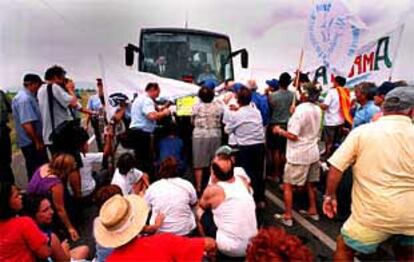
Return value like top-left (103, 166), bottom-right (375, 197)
top-left (7, 90), bottom-right (93, 154)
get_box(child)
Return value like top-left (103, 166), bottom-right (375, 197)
top-left (111, 153), bottom-right (149, 195)
top-left (158, 123), bottom-right (186, 174)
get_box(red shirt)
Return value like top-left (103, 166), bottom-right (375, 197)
top-left (107, 233), bottom-right (205, 262)
top-left (0, 216), bottom-right (48, 262)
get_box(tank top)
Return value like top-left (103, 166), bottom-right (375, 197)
top-left (213, 177), bottom-right (258, 257)
top-left (27, 168), bottom-right (61, 196)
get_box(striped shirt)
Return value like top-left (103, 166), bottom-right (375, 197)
top-left (286, 102), bottom-right (322, 165)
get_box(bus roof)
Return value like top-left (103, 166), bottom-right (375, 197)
top-left (140, 28), bottom-right (230, 40)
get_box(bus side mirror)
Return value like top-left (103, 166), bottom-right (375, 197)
top-left (125, 43), bottom-right (141, 67)
top-left (240, 49), bottom-right (248, 68)
top-left (227, 48), bottom-right (249, 69)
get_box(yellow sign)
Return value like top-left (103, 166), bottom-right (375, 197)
top-left (176, 96), bottom-right (197, 116)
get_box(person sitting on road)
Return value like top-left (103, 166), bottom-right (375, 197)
top-left (27, 153), bottom-right (80, 242)
top-left (23, 195), bottom-right (89, 262)
top-left (246, 227), bottom-right (313, 262)
top-left (145, 156), bottom-right (197, 236)
top-left (0, 182), bottom-right (51, 261)
top-left (67, 126), bottom-right (113, 199)
top-left (198, 153), bottom-right (257, 259)
top-left (111, 153), bottom-right (149, 196)
top-left (94, 194), bottom-right (216, 261)
top-left (158, 123), bottom-right (186, 174)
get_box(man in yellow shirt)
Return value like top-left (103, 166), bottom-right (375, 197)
top-left (323, 86), bottom-right (414, 261)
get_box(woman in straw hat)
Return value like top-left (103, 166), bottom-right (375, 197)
top-left (94, 194), bottom-right (216, 261)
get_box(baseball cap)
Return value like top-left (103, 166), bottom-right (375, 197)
top-left (201, 79), bottom-right (219, 90)
top-left (266, 79), bottom-right (279, 90)
top-left (377, 81), bottom-right (396, 96)
top-left (383, 86), bottom-right (414, 111)
top-left (215, 145), bottom-right (238, 156)
top-left (231, 82), bottom-right (245, 93)
top-left (23, 74), bottom-right (44, 85)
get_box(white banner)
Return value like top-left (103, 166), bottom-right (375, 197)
top-left (304, 0), bottom-right (367, 77)
top-left (100, 61), bottom-right (200, 118)
top-left (310, 25), bottom-right (405, 86)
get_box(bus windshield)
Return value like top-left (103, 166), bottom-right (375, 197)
top-left (141, 32), bottom-right (233, 84)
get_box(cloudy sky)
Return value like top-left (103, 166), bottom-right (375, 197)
top-left (0, 0), bottom-right (413, 90)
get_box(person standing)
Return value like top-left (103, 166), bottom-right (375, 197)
top-left (12, 74), bottom-right (49, 180)
top-left (224, 86), bottom-right (265, 206)
top-left (85, 78), bottom-right (106, 152)
top-left (352, 82), bottom-right (380, 129)
top-left (0, 86), bottom-right (13, 183)
top-left (273, 83), bottom-right (322, 227)
top-left (192, 86), bottom-right (223, 194)
top-left (37, 65), bottom-right (78, 155)
top-left (129, 82), bottom-right (171, 175)
top-left (323, 86), bottom-right (414, 261)
top-left (320, 76), bottom-right (347, 158)
top-left (267, 72), bottom-right (295, 181)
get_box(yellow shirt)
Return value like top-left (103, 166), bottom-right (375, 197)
top-left (329, 115), bottom-right (414, 235)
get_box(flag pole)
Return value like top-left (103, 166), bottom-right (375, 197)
top-left (388, 24), bottom-right (405, 81)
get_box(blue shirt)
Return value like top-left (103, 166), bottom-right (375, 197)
top-left (251, 91), bottom-right (270, 126)
top-left (159, 136), bottom-right (185, 172)
top-left (12, 89), bottom-right (43, 147)
top-left (87, 94), bottom-right (103, 111)
top-left (130, 94), bottom-right (157, 133)
top-left (353, 100), bottom-right (380, 129)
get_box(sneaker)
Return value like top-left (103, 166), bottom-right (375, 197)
top-left (274, 213), bottom-right (293, 227)
top-left (299, 210), bottom-right (320, 221)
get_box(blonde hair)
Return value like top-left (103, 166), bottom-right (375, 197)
top-left (49, 153), bottom-right (77, 178)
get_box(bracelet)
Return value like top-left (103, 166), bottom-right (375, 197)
top-left (323, 195), bottom-right (335, 201)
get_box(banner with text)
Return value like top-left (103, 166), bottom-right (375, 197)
top-left (309, 25), bottom-right (404, 86)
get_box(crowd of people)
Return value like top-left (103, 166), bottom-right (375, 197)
top-left (0, 63), bottom-right (413, 261)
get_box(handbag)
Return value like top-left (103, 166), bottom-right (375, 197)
top-left (47, 84), bottom-right (85, 150)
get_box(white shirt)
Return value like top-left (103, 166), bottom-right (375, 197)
top-left (224, 105), bottom-right (265, 146)
top-left (144, 178), bottom-right (197, 236)
top-left (286, 102), bottom-right (322, 165)
top-left (323, 88), bottom-right (344, 126)
top-left (214, 176), bottom-right (257, 257)
top-left (68, 153), bottom-right (103, 197)
top-left (111, 168), bottom-right (144, 195)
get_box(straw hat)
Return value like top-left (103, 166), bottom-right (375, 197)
top-left (94, 194), bottom-right (149, 248)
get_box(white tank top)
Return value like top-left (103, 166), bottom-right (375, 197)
top-left (213, 176), bottom-right (258, 257)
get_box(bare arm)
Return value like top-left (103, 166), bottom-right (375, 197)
top-left (325, 165), bottom-right (343, 198)
top-left (273, 125), bottom-right (299, 141)
top-left (50, 184), bottom-right (79, 241)
top-left (32, 243), bottom-right (52, 260)
top-left (322, 165), bottom-right (343, 219)
top-left (146, 108), bottom-right (170, 121)
top-left (319, 103), bottom-right (329, 111)
top-left (68, 170), bottom-right (82, 199)
top-left (50, 233), bottom-right (70, 262)
top-left (142, 212), bottom-right (165, 234)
